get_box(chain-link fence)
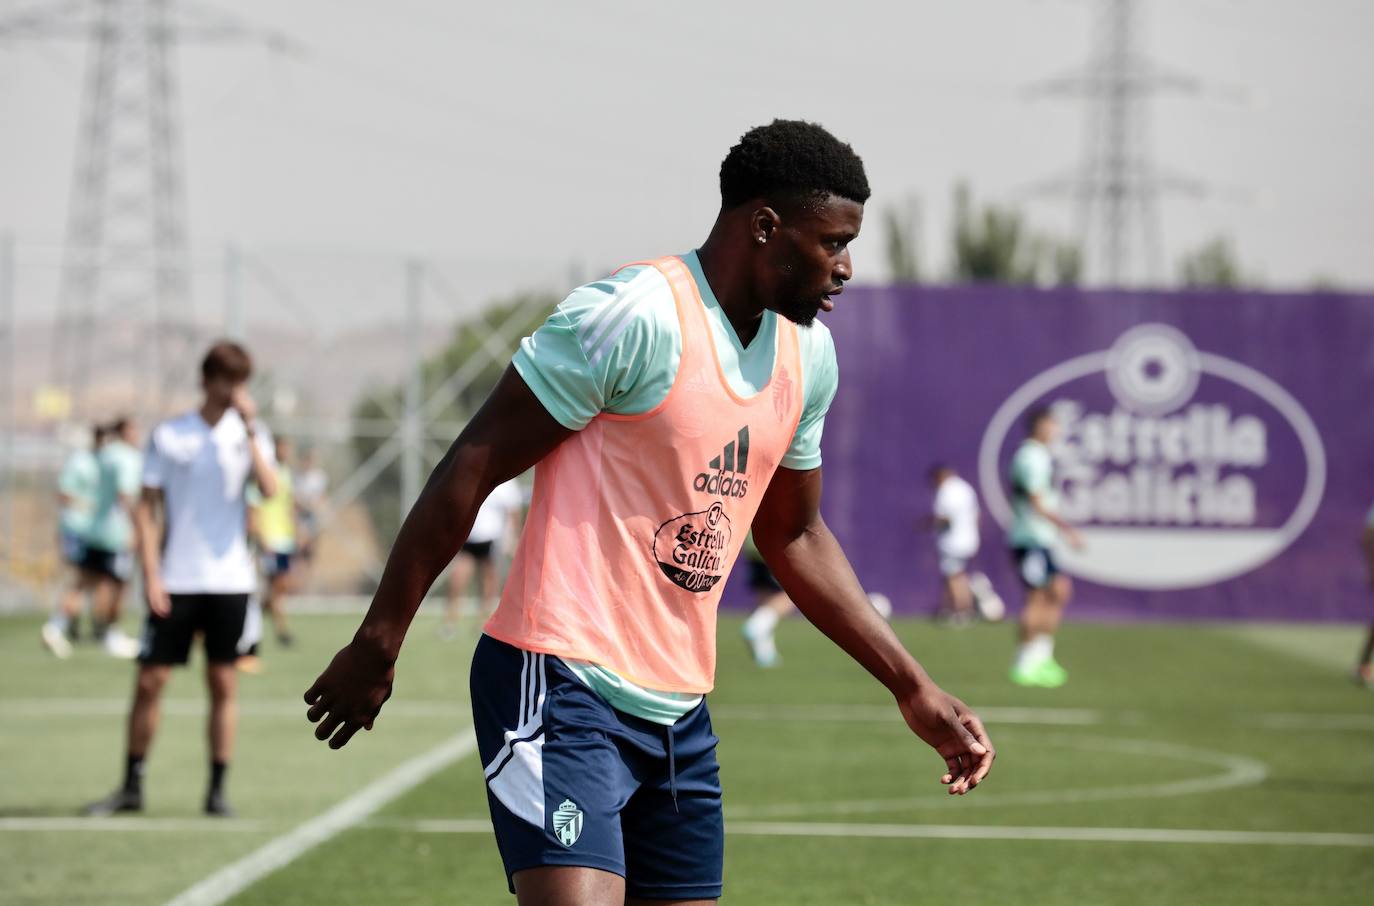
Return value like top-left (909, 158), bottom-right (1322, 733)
top-left (0, 234), bottom-right (572, 608)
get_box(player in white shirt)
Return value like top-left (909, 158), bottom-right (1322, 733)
top-left (85, 342), bottom-right (277, 817)
top-left (442, 478), bottom-right (524, 636)
top-left (294, 447), bottom-right (329, 566)
top-left (927, 465), bottom-right (981, 625)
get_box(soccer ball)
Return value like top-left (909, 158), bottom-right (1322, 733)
top-left (866, 592), bottom-right (893, 620)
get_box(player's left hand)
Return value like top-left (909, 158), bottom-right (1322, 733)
top-left (897, 686), bottom-right (995, 795)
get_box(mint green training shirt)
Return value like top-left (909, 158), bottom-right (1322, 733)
top-left (1008, 439), bottom-right (1060, 549)
top-left (58, 449), bottom-right (99, 538)
top-left (85, 441), bottom-right (142, 553)
top-left (512, 251), bottom-right (838, 470)
top-left (510, 251), bottom-right (840, 724)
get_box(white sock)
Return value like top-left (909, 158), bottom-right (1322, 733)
top-left (1015, 634), bottom-right (1055, 671)
top-left (744, 606), bottom-right (780, 639)
top-left (46, 613), bottom-right (70, 632)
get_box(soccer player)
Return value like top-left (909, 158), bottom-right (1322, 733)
top-left (927, 464), bottom-right (980, 626)
top-left (85, 342), bottom-right (276, 817)
top-left (442, 477), bottom-right (523, 638)
top-left (741, 532), bottom-right (793, 667)
top-left (79, 416), bottom-right (143, 658)
top-left (294, 447), bottom-right (328, 566)
top-left (42, 423), bottom-right (106, 657)
top-left (304, 120), bottom-right (994, 905)
top-left (1007, 406), bottom-right (1083, 688)
top-left (1355, 503), bottom-right (1374, 687)
top-left (248, 435), bottom-right (299, 649)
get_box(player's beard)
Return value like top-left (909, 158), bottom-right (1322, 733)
top-left (776, 294), bottom-right (824, 327)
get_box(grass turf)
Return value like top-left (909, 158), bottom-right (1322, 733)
top-left (1, 609), bottom-right (1371, 905)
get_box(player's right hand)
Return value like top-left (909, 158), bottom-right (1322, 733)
top-left (229, 385), bottom-right (258, 423)
top-left (304, 640), bottom-right (395, 750)
top-left (145, 575), bottom-right (171, 617)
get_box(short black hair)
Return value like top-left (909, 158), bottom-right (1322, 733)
top-left (1026, 405), bottom-right (1055, 434)
top-left (719, 119), bottom-right (871, 210)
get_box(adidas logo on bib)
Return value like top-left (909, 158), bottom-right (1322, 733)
top-left (694, 426), bottom-right (751, 498)
top-left (552, 799), bottom-right (584, 847)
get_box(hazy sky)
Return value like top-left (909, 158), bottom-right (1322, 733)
top-left (2, 0), bottom-right (1371, 327)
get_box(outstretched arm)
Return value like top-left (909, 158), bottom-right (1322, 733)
top-left (752, 466), bottom-right (995, 794)
top-left (1029, 492), bottom-right (1082, 547)
top-left (305, 367), bottom-right (574, 749)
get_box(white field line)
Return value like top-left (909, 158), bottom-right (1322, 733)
top-left (376, 818), bottom-right (1374, 848)
top-left (710, 704), bottom-right (1103, 725)
top-left (0, 698), bottom-right (469, 718)
top-left (15, 699), bottom-right (1374, 733)
top-left (160, 730), bottom-right (477, 906)
top-left (726, 735), bottom-right (1269, 819)
top-left (1222, 623), bottom-right (1362, 671)
top-left (730, 822), bottom-right (1374, 848)
top-left (0, 817), bottom-right (266, 833)
top-left (1243, 712), bottom-right (1374, 732)
top-left (2, 700), bottom-right (1099, 725)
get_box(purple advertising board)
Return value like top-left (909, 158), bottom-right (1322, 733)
top-left (783, 285), bottom-right (1374, 623)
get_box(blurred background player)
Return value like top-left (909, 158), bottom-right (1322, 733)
top-left (79, 416), bottom-right (143, 659)
top-left (1356, 501), bottom-right (1374, 687)
top-left (247, 435), bottom-right (299, 651)
top-left (42, 423), bottom-right (107, 657)
top-left (742, 532), bottom-right (792, 667)
top-left (1007, 406), bottom-right (1083, 688)
top-left (926, 464), bottom-right (980, 626)
top-left (294, 447), bottom-right (328, 574)
top-left (84, 341), bottom-right (276, 817)
top-left (743, 531), bottom-right (891, 667)
top-left (924, 464), bottom-right (1005, 626)
top-left (441, 477), bottom-right (523, 638)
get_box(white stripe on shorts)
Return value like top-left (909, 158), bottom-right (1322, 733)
top-left (482, 651), bottom-right (547, 829)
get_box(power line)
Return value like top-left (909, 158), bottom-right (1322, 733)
top-left (1027, 0), bottom-right (1216, 287)
top-left (0, 0), bottom-right (301, 418)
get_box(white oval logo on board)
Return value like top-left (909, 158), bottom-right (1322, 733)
top-left (978, 324), bottom-right (1326, 590)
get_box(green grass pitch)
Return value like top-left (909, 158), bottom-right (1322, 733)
top-left (2, 609), bottom-right (1372, 905)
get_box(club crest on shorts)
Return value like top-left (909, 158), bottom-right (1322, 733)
top-left (552, 799), bottom-right (584, 847)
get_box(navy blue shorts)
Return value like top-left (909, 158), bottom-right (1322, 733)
top-left (1012, 546), bottom-right (1060, 589)
top-left (469, 634), bottom-right (723, 899)
top-left (260, 550), bottom-right (292, 578)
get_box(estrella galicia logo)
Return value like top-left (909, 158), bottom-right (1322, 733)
top-left (978, 324), bottom-right (1326, 590)
top-left (694, 426), bottom-right (751, 498)
top-left (652, 501), bottom-right (732, 593)
top-left (552, 799), bottom-right (583, 847)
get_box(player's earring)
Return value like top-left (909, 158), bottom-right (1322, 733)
top-left (756, 234), bottom-right (766, 244)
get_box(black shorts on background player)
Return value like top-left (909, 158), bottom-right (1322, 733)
top-left (748, 559), bottom-right (783, 594)
top-left (140, 594), bottom-right (250, 665)
top-left (80, 546), bottom-right (131, 582)
top-left (462, 540), bottom-right (495, 561)
top-left (1011, 546), bottom-right (1059, 590)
